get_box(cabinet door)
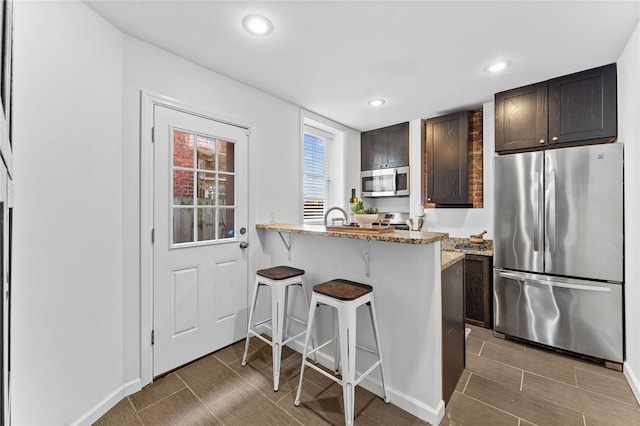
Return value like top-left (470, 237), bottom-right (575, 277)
top-left (495, 82), bottom-right (548, 152)
top-left (464, 255), bottom-right (492, 328)
top-left (425, 112), bottom-right (468, 204)
top-left (548, 63), bottom-right (617, 146)
top-left (361, 122), bottom-right (409, 170)
top-left (385, 122), bottom-right (409, 168)
top-left (361, 128), bottom-right (385, 170)
top-left (442, 259), bottom-right (465, 405)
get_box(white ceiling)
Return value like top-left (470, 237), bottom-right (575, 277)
top-left (85, 1), bottom-right (640, 131)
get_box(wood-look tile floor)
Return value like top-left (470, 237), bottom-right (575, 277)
top-left (95, 326), bottom-right (640, 425)
top-left (442, 325), bottom-right (640, 426)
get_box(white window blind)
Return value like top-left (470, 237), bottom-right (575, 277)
top-left (303, 126), bottom-right (332, 222)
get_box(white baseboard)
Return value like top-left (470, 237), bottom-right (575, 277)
top-left (123, 378), bottom-right (143, 397)
top-left (264, 325), bottom-right (445, 425)
top-left (375, 385), bottom-right (445, 426)
top-left (71, 378), bottom-right (142, 426)
top-left (624, 361), bottom-right (640, 405)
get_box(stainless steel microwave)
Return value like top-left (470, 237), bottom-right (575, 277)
top-left (361, 166), bottom-right (409, 197)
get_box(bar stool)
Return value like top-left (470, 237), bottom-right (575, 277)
top-left (294, 279), bottom-right (389, 425)
top-left (241, 265), bottom-right (315, 391)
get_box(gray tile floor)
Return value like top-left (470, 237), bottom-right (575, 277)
top-left (95, 326), bottom-right (640, 425)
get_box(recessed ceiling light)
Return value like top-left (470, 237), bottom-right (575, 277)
top-left (242, 14), bottom-right (273, 36)
top-left (486, 61), bottom-right (511, 73)
top-left (368, 98), bottom-right (386, 107)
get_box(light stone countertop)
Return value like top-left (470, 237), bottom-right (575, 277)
top-left (441, 237), bottom-right (494, 257)
top-left (256, 223), bottom-right (449, 245)
top-left (441, 251), bottom-right (465, 271)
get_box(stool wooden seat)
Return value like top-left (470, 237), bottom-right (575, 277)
top-left (257, 265), bottom-right (305, 281)
top-left (241, 265), bottom-right (314, 391)
top-left (294, 279), bottom-right (389, 425)
top-left (312, 279), bottom-right (372, 300)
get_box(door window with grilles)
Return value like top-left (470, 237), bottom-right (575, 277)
top-left (172, 129), bottom-right (236, 245)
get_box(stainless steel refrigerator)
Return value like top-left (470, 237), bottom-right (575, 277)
top-left (493, 143), bottom-right (624, 363)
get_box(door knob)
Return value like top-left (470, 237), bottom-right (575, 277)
top-left (239, 241), bottom-right (249, 249)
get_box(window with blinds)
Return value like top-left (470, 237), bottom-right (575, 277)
top-left (303, 126), bottom-right (332, 222)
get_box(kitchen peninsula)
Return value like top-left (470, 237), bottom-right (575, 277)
top-left (256, 223), bottom-right (449, 424)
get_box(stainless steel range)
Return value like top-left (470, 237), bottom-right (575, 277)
top-left (375, 212), bottom-right (410, 230)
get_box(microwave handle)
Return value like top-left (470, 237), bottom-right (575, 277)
top-left (392, 168), bottom-right (397, 194)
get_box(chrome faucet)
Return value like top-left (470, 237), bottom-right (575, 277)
top-left (323, 206), bottom-right (349, 226)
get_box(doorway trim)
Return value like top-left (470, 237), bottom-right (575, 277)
top-left (140, 91), bottom-right (253, 386)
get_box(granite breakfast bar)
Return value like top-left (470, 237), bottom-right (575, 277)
top-left (256, 223), bottom-right (449, 425)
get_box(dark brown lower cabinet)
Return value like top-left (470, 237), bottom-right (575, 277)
top-left (464, 255), bottom-right (493, 328)
top-left (442, 258), bottom-right (465, 405)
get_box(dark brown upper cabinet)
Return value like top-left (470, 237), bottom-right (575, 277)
top-left (425, 112), bottom-right (470, 206)
top-left (548, 64), bottom-right (617, 145)
top-left (361, 122), bottom-right (409, 170)
top-left (495, 63), bottom-right (617, 153)
top-left (495, 82), bottom-right (548, 152)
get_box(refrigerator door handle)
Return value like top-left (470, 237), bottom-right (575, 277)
top-left (533, 172), bottom-right (543, 252)
top-left (548, 169), bottom-right (557, 253)
top-left (498, 271), bottom-right (611, 292)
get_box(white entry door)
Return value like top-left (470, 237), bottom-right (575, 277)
top-left (153, 105), bottom-right (249, 376)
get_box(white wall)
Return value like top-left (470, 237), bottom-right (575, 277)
top-left (345, 127), bottom-right (362, 202)
top-left (12, 1), bottom-right (124, 424)
top-left (618, 21), bottom-right (640, 402)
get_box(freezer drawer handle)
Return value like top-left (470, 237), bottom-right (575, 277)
top-left (498, 271), bottom-right (611, 292)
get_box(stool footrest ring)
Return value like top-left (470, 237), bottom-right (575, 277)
top-left (304, 339), bottom-right (333, 358)
top-left (282, 330), bottom-right (307, 346)
top-left (303, 361), bottom-right (343, 386)
top-left (246, 331), bottom-right (272, 347)
top-left (251, 317), bottom-right (272, 328)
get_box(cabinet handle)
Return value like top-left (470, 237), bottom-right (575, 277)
top-left (539, 139), bottom-right (545, 144)
top-left (427, 197), bottom-right (432, 201)
top-left (552, 136), bottom-right (558, 141)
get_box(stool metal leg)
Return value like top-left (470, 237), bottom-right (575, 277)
top-left (333, 308), bottom-right (340, 375)
top-left (241, 276), bottom-right (262, 367)
top-left (338, 302), bottom-right (357, 426)
top-left (294, 293), bottom-right (318, 406)
top-left (368, 298), bottom-right (390, 403)
top-left (271, 282), bottom-right (287, 391)
top-left (299, 282), bottom-right (318, 363)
